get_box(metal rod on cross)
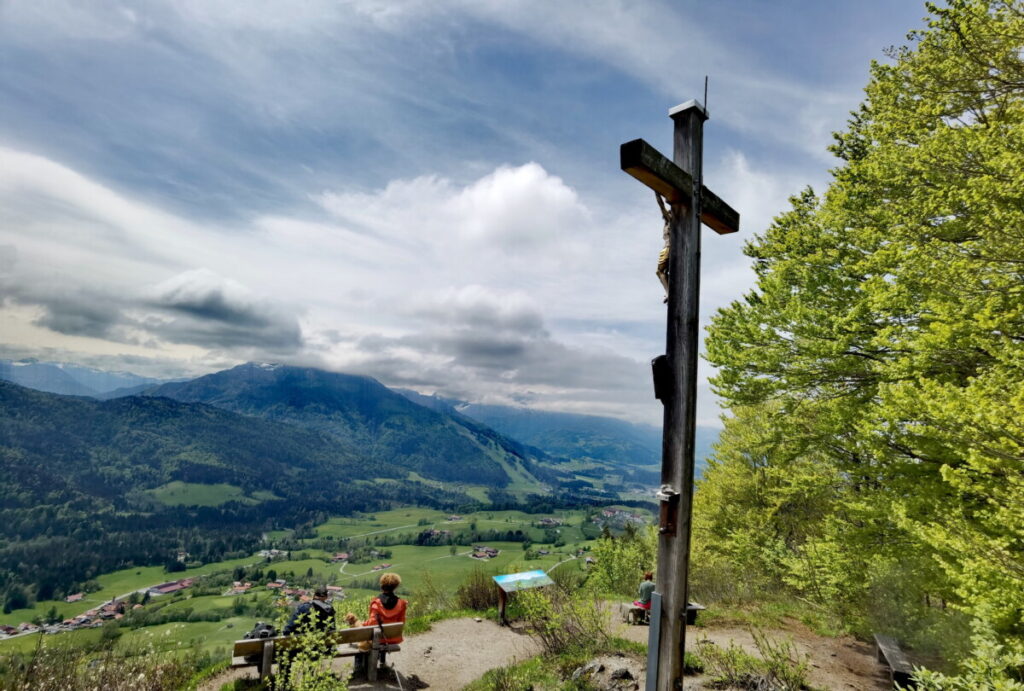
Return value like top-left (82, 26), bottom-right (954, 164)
top-left (620, 100), bottom-right (739, 690)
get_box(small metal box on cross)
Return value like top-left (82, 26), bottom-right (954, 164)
top-left (619, 99), bottom-right (739, 691)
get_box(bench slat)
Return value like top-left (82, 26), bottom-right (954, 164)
top-left (874, 634), bottom-right (913, 671)
top-left (230, 644), bottom-right (401, 668)
top-left (874, 633), bottom-right (916, 688)
top-left (232, 623), bottom-right (404, 657)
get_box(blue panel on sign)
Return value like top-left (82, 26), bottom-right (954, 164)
top-left (492, 570), bottom-right (555, 593)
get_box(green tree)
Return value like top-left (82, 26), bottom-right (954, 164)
top-left (701, 0), bottom-right (1024, 676)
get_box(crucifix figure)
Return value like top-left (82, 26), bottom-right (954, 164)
top-left (620, 99), bottom-right (740, 691)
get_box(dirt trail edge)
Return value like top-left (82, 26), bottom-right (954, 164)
top-left (201, 614), bottom-right (891, 691)
top-left (199, 618), bottom-right (541, 691)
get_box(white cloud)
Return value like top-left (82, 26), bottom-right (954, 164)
top-left (0, 148), bottom-right (668, 422)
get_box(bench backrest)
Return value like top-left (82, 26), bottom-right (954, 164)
top-left (232, 622), bottom-right (405, 657)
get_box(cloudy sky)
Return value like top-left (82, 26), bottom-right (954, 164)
top-left (0, 1), bottom-right (926, 425)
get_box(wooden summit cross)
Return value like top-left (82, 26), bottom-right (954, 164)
top-left (620, 100), bottom-right (739, 691)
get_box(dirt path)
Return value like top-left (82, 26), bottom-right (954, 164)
top-left (202, 613), bottom-right (890, 691)
top-left (610, 606), bottom-right (889, 690)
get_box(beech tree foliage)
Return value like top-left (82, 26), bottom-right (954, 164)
top-left (698, 0), bottom-right (1024, 676)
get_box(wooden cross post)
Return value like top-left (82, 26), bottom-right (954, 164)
top-left (620, 100), bottom-right (739, 690)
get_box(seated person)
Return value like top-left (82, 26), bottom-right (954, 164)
top-left (634, 571), bottom-right (655, 610)
top-left (348, 572), bottom-right (407, 675)
top-left (283, 585), bottom-right (336, 635)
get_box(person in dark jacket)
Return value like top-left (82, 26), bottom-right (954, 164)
top-left (284, 585), bottom-right (336, 635)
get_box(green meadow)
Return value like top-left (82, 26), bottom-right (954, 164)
top-left (145, 481), bottom-right (281, 507)
top-left (0, 505), bottom-right (617, 656)
top-left (0, 556), bottom-right (258, 627)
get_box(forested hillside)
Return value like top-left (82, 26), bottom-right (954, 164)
top-left (0, 381), bottom-right (469, 609)
top-left (149, 363), bottom-right (544, 488)
top-left (695, 0), bottom-right (1024, 683)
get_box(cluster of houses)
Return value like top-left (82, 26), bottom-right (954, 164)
top-left (226, 581), bottom-right (254, 595)
top-left (266, 580), bottom-right (345, 603)
top-left (148, 578), bottom-right (195, 596)
top-left (0, 599), bottom-right (144, 639)
top-left (446, 515), bottom-right (463, 521)
top-left (470, 545), bottom-right (501, 559)
top-left (257, 548), bottom-right (289, 559)
top-left (592, 508), bottom-right (646, 526)
top-left (537, 517), bottom-right (563, 527)
top-left (370, 562), bottom-right (393, 571)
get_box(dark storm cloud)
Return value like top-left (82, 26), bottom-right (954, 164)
top-left (6, 268), bottom-right (303, 354)
top-left (146, 315), bottom-right (302, 351)
top-left (34, 296), bottom-right (124, 339)
top-left (1, 279), bottom-right (128, 340)
top-left (156, 285), bottom-right (273, 328)
top-left (353, 320), bottom-right (646, 403)
top-left (145, 270), bottom-right (304, 351)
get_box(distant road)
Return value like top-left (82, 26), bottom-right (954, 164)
top-left (344, 523), bottom-right (418, 539)
top-left (546, 556), bottom-right (577, 574)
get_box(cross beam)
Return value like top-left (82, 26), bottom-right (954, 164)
top-left (620, 139), bottom-right (739, 235)
top-left (620, 100), bottom-right (740, 691)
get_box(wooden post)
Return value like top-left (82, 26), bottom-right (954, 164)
top-left (655, 100), bottom-right (706, 690)
top-left (260, 639), bottom-right (275, 680)
top-left (498, 586), bottom-right (508, 625)
top-left (369, 627), bottom-right (380, 682)
top-left (620, 99), bottom-right (739, 691)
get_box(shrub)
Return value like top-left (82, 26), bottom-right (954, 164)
top-left (912, 616), bottom-right (1024, 690)
top-left (516, 585), bottom-right (608, 658)
top-left (409, 572), bottom-right (453, 619)
top-left (456, 567), bottom-right (498, 611)
top-left (0, 641), bottom-right (215, 691)
top-left (696, 629), bottom-right (810, 691)
top-left (585, 526), bottom-right (657, 599)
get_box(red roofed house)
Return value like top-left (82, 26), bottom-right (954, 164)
top-left (65, 592), bottom-right (84, 603)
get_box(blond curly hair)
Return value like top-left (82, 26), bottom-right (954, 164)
top-left (379, 572), bottom-right (401, 591)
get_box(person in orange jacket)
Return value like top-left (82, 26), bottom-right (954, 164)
top-left (348, 572), bottom-right (407, 676)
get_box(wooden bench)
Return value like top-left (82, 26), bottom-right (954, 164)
top-left (873, 633), bottom-right (916, 688)
top-left (626, 601), bottom-right (706, 625)
top-left (231, 622), bottom-right (404, 682)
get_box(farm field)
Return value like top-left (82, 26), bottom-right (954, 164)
top-left (146, 481), bottom-right (279, 507)
top-left (0, 505), bottom-right (639, 656)
top-left (0, 556), bottom-right (259, 628)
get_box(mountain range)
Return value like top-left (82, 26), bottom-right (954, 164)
top-left (0, 359), bottom-right (719, 598)
top-left (0, 359), bottom-right (166, 398)
top-left (146, 363), bottom-right (550, 489)
top-left (396, 390), bottom-right (717, 479)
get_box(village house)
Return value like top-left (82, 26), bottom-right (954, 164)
top-left (148, 578), bottom-right (194, 596)
top-left (470, 545), bottom-right (500, 559)
top-left (0, 625), bottom-right (18, 637)
top-left (537, 517), bottom-right (563, 527)
top-left (227, 581), bottom-right (253, 595)
top-left (446, 515), bottom-right (462, 521)
top-left (65, 592), bottom-right (84, 603)
top-left (330, 552), bottom-right (350, 562)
